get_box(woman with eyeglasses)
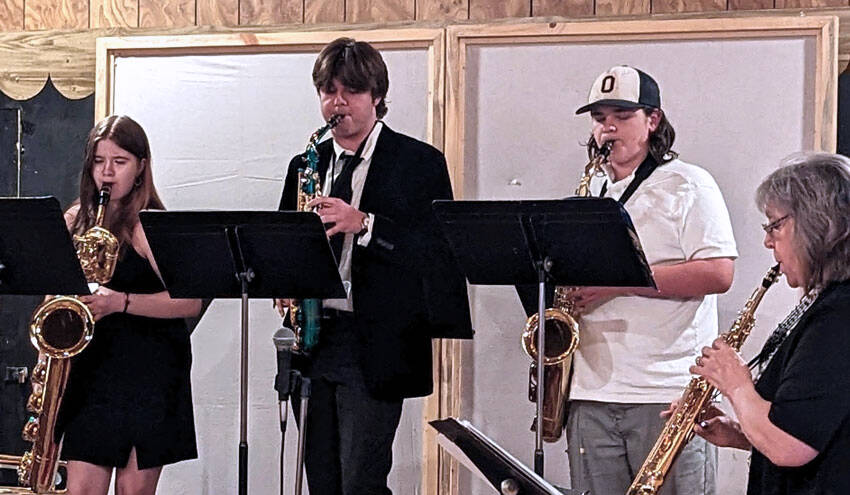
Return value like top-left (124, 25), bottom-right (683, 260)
top-left (687, 152), bottom-right (850, 494)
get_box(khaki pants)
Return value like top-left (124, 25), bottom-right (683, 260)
top-left (566, 400), bottom-right (716, 495)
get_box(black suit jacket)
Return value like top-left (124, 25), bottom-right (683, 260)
top-left (279, 124), bottom-right (472, 400)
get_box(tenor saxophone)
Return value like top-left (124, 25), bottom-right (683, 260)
top-left (627, 264), bottom-right (781, 495)
top-left (1, 186), bottom-right (119, 494)
top-left (522, 141), bottom-right (611, 442)
top-left (288, 114), bottom-right (342, 354)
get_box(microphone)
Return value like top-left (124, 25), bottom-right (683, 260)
top-left (273, 327), bottom-right (296, 402)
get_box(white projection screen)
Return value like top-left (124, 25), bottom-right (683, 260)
top-left (444, 16), bottom-right (837, 495)
top-left (96, 28), bottom-right (445, 495)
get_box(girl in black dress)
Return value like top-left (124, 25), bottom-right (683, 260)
top-left (58, 115), bottom-right (201, 495)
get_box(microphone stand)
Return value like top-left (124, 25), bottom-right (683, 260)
top-left (273, 328), bottom-right (295, 495)
top-left (272, 327), bottom-right (311, 495)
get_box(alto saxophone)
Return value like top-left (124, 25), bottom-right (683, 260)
top-left (522, 141), bottom-right (611, 442)
top-left (1, 186), bottom-right (119, 494)
top-left (627, 264), bottom-right (781, 495)
top-left (288, 114), bottom-right (342, 354)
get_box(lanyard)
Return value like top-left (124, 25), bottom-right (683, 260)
top-left (598, 154), bottom-right (659, 205)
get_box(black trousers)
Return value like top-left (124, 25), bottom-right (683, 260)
top-left (292, 313), bottom-right (403, 495)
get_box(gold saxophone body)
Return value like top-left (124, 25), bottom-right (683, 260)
top-left (627, 264), bottom-right (781, 495)
top-left (288, 114), bottom-right (342, 354)
top-left (1, 186), bottom-right (119, 494)
top-left (522, 141), bottom-right (611, 442)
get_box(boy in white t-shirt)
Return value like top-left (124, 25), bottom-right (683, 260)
top-left (566, 65), bottom-right (738, 495)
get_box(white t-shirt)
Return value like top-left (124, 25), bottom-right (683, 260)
top-left (569, 157), bottom-right (738, 403)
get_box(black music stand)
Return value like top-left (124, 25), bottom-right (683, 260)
top-left (139, 210), bottom-right (345, 495)
top-left (431, 418), bottom-right (587, 495)
top-left (0, 197), bottom-right (90, 295)
top-left (432, 198), bottom-right (654, 477)
top-left (0, 197), bottom-right (88, 494)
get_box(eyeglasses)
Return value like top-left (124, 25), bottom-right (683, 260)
top-left (762, 214), bottom-right (791, 235)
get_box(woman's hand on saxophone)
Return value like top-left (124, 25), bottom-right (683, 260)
top-left (660, 399), bottom-right (751, 450)
top-left (691, 337), bottom-right (753, 398)
top-left (693, 406), bottom-right (752, 450)
top-left (79, 286), bottom-right (124, 321)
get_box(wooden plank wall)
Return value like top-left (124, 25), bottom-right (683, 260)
top-left (1, 0), bottom-right (848, 32)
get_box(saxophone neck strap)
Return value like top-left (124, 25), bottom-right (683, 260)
top-left (599, 154), bottom-right (659, 205)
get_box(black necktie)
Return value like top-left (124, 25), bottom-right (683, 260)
top-left (329, 153), bottom-right (361, 264)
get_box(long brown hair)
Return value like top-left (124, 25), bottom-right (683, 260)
top-left (72, 115), bottom-right (164, 246)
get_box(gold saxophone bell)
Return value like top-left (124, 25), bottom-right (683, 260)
top-left (521, 142), bottom-right (611, 442)
top-left (521, 289), bottom-right (580, 442)
top-left (1, 186), bottom-right (119, 494)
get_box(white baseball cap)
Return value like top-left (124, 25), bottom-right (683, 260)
top-left (575, 65), bottom-right (661, 114)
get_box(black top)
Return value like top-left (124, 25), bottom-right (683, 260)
top-left (279, 125), bottom-right (472, 400)
top-left (57, 247), bottom-right (197, 469)
top-left (748, 280), bottom-right (850, 495)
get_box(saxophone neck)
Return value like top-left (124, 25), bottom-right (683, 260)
top-left (575, 142), bottom-right (612, 197)
top-left (94, 186), bottom-right (111, 227)
top-left (724, 264), bottom-right (782, 350)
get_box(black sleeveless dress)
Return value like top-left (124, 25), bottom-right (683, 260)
top-left (57, 247), bottom-right (197, 469)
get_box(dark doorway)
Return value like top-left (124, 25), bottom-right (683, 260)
top-left (0, 79), bottom-right (93, 485)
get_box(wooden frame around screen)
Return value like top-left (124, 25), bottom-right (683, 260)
top-left (442, 14), bottom-right (837, 495)
top-left (95, 26), bottom-right (450, 495)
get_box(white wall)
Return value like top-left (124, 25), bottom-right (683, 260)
top-left (458, 36), bottom-right (816, 493)
top-left (111, 47), bottom-right (430, 494)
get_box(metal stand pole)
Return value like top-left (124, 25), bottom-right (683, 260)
top-left (238, 269), bottom-right (254, 495)
top-left (534, 258), bottom-right (550, 476)
top-left (294, 376), bottom-right (311, 495)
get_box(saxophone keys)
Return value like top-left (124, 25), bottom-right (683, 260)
top-left (22, 416), bottom-right (39, 442)
top-left (17, 451), bottom-right (33, 486)
top-left (32, 358), bottom-right (47, 384)
top-left (26, 392), bottom-right (43, 414)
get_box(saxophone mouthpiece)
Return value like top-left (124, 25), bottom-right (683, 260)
top-left (328, 114), bottom-right (343, 127)
top-left (97, 185), bottom-right (112, 206)
top-left (599, 140), bottom-right (613, 157)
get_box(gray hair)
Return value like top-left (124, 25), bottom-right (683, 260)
top-left (756, 152), bottom-right (850, 291)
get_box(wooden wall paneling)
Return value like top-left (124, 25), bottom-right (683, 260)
top-left (24, 0), bottom-right (88, 30)
top-left (305, 0), bottom-right (345, 23)
top-left (197, 0), bottom-right (238, 26)
top-left (653, 0), bottom-right (725, 14)
top-left (469, 0), bottom-right (529, 20)
top-left (533, 0), bottom-right (593, 17)
top-left (729, 0), bottom-right (774, 10)
top-left (346, 0), bottom-right (415, 23)
top-left (0, 0), bottom-right (24, 31)
top-left (90, 0), bottom-right (140, 28)
top-left (776, 0), bottom-right (847, 8)
top-left (417, 0), bottom-right (467, 20)
top-left (139, 0), bottom-right (196, 27)
top-left (239, 0), bottom-right (303, 25)
top-left (595, 0), bottom-right (650, 16)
